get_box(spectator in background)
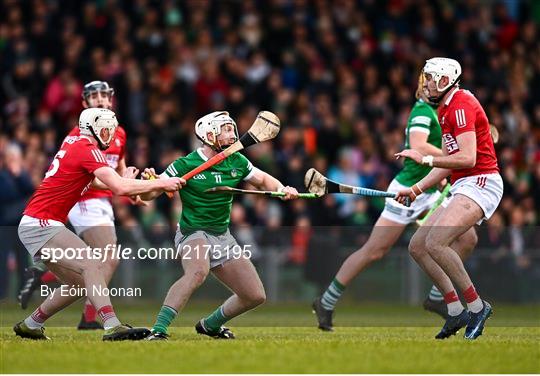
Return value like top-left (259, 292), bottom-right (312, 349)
top-left (0, 143), bottom-right (34, 298)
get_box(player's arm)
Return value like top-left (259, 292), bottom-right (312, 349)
top-left (397, 131), bottom-right (476, 169)
top-left (394, 147), bottom-right (451, 205)
top-left (90, 163), bottom-right (139, 190)
top-left (245, 168), bottom-right (299, 200)
top-left (409, 130), bottom-right (443, 156)
top-left (93, 166), bottom-right (184, 196)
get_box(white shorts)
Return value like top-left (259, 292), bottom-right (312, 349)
top-left (446, 173), bottom-right (503, 224)
top-left (381, 179), bottom-right (441, 225)
top-left (68, 198), bottom-right (115, 235)
top-left (175, 228), bottom-right (240, 269)
top-left (18, 215), bottom-right (65, 260)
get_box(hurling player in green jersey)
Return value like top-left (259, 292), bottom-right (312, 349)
top-left (312, 74), bottom-right (478, 331)
top-left (141, 111), bottom-right (298, 340)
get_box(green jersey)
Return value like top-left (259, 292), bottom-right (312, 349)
top-left (395, 100), bottom-right (441, 193)
top-left (163, 148), bottom-right (254, 235)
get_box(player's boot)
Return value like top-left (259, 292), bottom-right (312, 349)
top-left (145, 330), bottom-right (169, 341)
top-left (423, 297), bottom-right (449, 319)
top-left (102, 324), bottom-right (150, 341)
top-left (312, 297), bottom-right (334, 331)
top-left (195, 319), bottom-right (235, 339)
top-left (464, 301), bottom-right (492, 340)
top-left (435, 310), bottom-right (470, 339)
top-left (77, 313), bottom-right (104, 330)
top-left (13, 321), bottom-right (50, 340)
top-left (18, 266), bottom-right (45, 309)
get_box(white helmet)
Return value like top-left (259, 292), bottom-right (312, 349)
top-left (195, 111), bottom-right (238, 151)
top-left (79, 108), bottom-right (118, 150)
top-left (423, 57), bottom-right (462, 93)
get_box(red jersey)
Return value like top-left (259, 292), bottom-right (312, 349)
top-left (438, 89), bottom-right (499, 183)
top-left (66, 126), bottom-right (126, 201)
top-left (24, 137), bottom-right (109, 223)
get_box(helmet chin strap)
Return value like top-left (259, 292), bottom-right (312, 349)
top-left (89, 127), bottom-right (110, 150)
top-left (428, 76), bottom-right (461, 105)
top-left (428, 83), bottom-right (457, 105)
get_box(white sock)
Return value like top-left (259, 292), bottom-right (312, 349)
top-left (103, 317), bottom-right (122, 330)
top-left (24, 316), bottom-right (44, 329)
top-left (447, 301), bottom-right (465, 316)
top-left (467, 297), bottom-right (483, 313)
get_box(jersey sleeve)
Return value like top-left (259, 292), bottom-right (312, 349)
top-left (449, 101), bottom-right (477, 137)
top-left (116, 127), bottom-right (127, 160)
top-left (162, 157), bottom-right (189, 178)
top-left (235, 153), bottom-right (256, 181)
top-left (80, 144), bottom-right (110, 173)
top-left (408, 104), bottom-right (433, 134)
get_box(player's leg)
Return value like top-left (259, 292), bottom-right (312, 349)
top-left (423, 226), bottom-right (478, 318)
top-left (313, 216), bottom-right (406, 331)
top-left (408, 207), bottom-right (471, 339)
top-left (77, 224), bottom-right (118, 330)
top-left (195, 257), bottom-right (266, 339)
top-left (148, 235), bottom-right (211, 339)
top-left (424, 194), bottom-right (493, 339)
top-left (69, 199), bottom-right (119, 329)
top-left (15, 227), bottom-right (148, 340)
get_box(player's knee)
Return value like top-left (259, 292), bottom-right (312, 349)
top-left (188, 268), bottom-right (209, 287)
top-left (408, 234), bottom-right (427, 259)
top-left (252, 288), bottom-right (266, 306)
top-left (368, 245), bottom-right (390, 263)
top-left (465, 230), bottom-right (478, 250)
top-left (246, 288), bottom-right (266, 307)
top-left (424, 234), bottom-right (445, 257)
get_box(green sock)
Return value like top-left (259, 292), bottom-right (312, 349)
top-left (203, 306), bottom-right (229, 332)
top-left (152, 305), bottom-right (177, 335)
top-left (320, 278), bottom-right (346, 310)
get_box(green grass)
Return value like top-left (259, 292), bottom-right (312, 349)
top-left (1, 302), bottom-right (539, 373)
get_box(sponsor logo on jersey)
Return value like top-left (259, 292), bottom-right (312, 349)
top-left (105, 154), bottom-right (119, 169)
top-left (115, 139), bottom-right (121, 147)
top-left (443, 133), bottom-right (459, 153)
top-left (193, 174), bottom-right (206, 180)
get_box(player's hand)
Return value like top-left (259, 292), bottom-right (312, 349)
top-left (161, 177), bottom-right (186, 192)
top-left (394, 188), bottom-right (416, 207)
top-left (123, 166), bottom-right (140, 179)
top-left (395, 149), bottom-right (423, 164)
top-left (141, 168), bottom-right (157, 180)
top-left (280, 186), bottom-right (299, 200)
top-left (129, 195), bottom-right (149, 206)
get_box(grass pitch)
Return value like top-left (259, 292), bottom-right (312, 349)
top-left (1, 302), bottom-right (539, 373)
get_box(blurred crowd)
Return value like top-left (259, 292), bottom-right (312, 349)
top-left (1, 0), bottom-right (540, 297)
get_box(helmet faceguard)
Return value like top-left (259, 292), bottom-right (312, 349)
top-left (195, 111), bottom-right (239, 152)
top-left (422, 57), bottom-right (462, 104)
top-left (79, 108), bottom-right (118, 150)
top-left (82, 81), bottom-right (115, 107)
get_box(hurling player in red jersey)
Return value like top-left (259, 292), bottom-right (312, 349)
top-left (14, 108), bottom-right (184, 341)
top-left (395, 58), bottom-right (503, 340)
top-left (18, 81), bottom-right (143, 330)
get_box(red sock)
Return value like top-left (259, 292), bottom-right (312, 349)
top-left (463, 285), bottom-right (479, 303)
top-left (97, 305), bottom-right (116, 323)
top-left (41, 271), bottom-right (58, 284)
top-left (30, 306), bottom-right (50, 324)
top-left (83, 301), bottom-right (97, 322)
top-left (443, 290), bottom-right (459, 304)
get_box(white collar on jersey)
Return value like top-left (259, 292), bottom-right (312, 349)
top-left (444, 87), bottom-right (460, 106)
top-left (196, 147), bottom-right (209, 161)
